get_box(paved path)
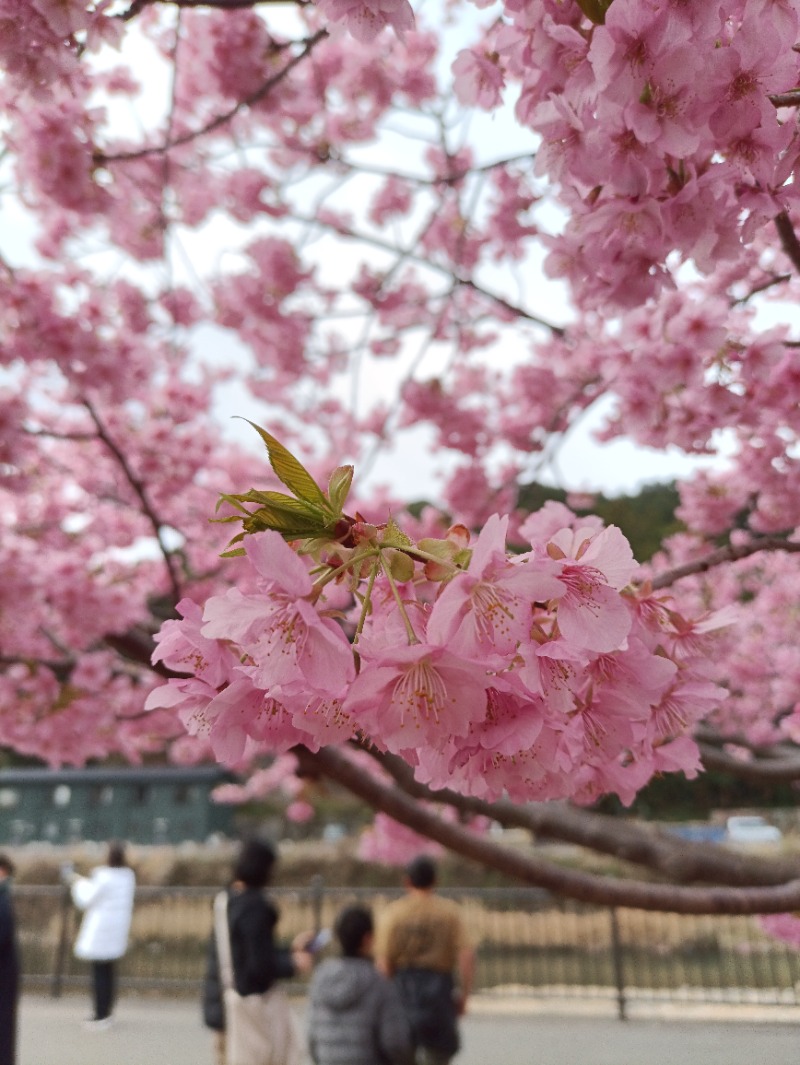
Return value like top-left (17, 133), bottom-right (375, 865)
top-left (18, 993), bottom-right (800, 1065)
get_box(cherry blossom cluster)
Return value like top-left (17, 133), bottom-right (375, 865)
top-left (757, 912), bottom-right (800, 948)
top-left (146, 442), bottom-right (727, 805)
top-left (308, 0), bottom-right (800, 309)
top-left (2, 0), bottom-right (799, 799)
top-left (452, 0), bottom-right (800, 310)
top-left (642, 535), bottom-right (800, 752)
top-left (0, 0), bottom-right (118, 100)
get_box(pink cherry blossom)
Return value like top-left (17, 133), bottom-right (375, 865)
top-left (314, 0), bottom-right (414, 41)
top-left (201, 532), bottom-right (355, 695)
top-left (427, 514), bottom-right (564, 664)
top-left (343, 642), bottom-right (491, 750)
top-left (452, 48), bottom-right (505, 110)
top-left (358, 811), bottom-right (445, 865)
top-left (544, 525), bottom-right (637, 652)
top-left (151, 598), bottom-right (235, 688)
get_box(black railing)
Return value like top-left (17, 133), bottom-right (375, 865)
top-left (14, 884), bottom-right (800, 1018)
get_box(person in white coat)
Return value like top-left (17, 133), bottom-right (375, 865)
top-left (68, 841), bottom-right (136, 1030)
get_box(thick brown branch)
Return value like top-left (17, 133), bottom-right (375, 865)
top-left (651, 536), bottom-right (800, 590)
top-left (0, 656), bottom-right (74, 684)
top-left (103, 630), bottom-right (176, 677)
top-left (695, 725), bottom-right (797, 755)
top-left (0, 629), bottom-right (178, 683)
top-left (294, 745), bottom-right (800, 913)
top-left (769, 90), bottom-right (800, 108)
top-left (775, 210), bottom-right (800, 274)
top-left (697, 742), bottom-right (800, 782)
top-left (368, 748), bottom-right (800, 889)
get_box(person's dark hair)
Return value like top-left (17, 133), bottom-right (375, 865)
top-left (335, 905), bottom-right (373, 957)
top-left (405, 855), bottom-right (437, 889)
top-left (233, 838), bottom-right (276, 889)
top-left (107, 841), bottom-right (127, 868)
top-left (0, 853), bottom-right (15, 878)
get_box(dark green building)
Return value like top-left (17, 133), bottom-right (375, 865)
top-left (0, 765), bottom-right (235, 845)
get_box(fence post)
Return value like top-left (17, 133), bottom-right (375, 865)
top-left (51, 886), bottom-right (72, 998)
top-left (310, 874), bottom-right (324, 933)
top-left (609, 907), bottom-right (627, 1021)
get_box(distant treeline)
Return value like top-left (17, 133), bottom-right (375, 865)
top-left (516, 480), bottom-right (683, 562)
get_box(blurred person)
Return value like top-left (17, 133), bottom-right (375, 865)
top-left (308, 904), bottom-right (413, 1065)
top-left (66, 840), bottom-right (136, 1031)
top-left (0, 854), bottom-right (19, 1065)
top-left (375, 857), bottom-right (474, 1065)
top-left (202, 837), bottom-right (312, 1065)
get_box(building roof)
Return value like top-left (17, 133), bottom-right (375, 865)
top-left (0, 765), bottom-right (233, 786)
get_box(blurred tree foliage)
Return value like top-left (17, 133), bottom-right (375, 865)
top-left (596, 767), bottom-right (799, 820)
top-left (516, 481), bottom-right (684, 562)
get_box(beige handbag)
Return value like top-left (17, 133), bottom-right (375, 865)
top-left (214, 892), bottom-right (305, 1065)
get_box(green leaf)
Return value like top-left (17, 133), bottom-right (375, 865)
top-left (328, 465), bottom-right (354, 514)
top-left (239, 420), bottom-right (331, 512)
top-left (575, 0), bottom-right (614, 24)
top-left (242, 502), bottom-right (330, 540)
top-left (418, 537), bottom-right (458, 561)
top-left (215, 494), bottom-right (251, 515)
top-left (296, 536), bottom-right (337, 557)
top-left (228, 489), bottom-right (328, 520)
top-left (381, 517), bottom-right (413, 549)
top-left (385, 549), bottom-right (415, 583)
top-left (211, 514), bottom-right (247, 527)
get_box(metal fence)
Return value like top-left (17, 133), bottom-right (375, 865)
top-left (15, 884), bottom-right (800, 1019)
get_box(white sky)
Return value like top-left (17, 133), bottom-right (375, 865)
top-left (1, 6), bottom-right (730, 504)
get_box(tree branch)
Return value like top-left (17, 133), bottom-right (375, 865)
top-left (731, 272), bottom-right (792, 306)
top-left (775, 210), bottom-right (800, 274)
top-left (94, 31), bottom-right (327, 163)
top-left (0, 655), bottom-right (74, 684)
top-left (121, 0), bottom-right (299, 19)
top-left (694, 728), bottom-right (800, 783)
top-left (103, 630), bottom-right (176, 677)
top-left (769, 90), bottom-right (800, 108)
top-left (325, 153), bottom-right (538, 190)
top-left (290, 211), bottom-right (565, 335)
top-left (82, 399), bottom-right (183, 607)
top-left (294, 745), bottom-right (800, 913)
top-left (650, 536), bottom-right (800, 590)
top-left (366, 748), bottom-right (800, 889)
top-left (458, 277), bottom-right (566, 336)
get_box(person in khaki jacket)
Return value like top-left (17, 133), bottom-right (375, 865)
top-left (374, 857), bottom-right (475, 1065)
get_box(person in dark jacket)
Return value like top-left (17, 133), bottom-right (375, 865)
top-left (308, 905), bottom-right (413, 1065)
top-left (202, 838), bottom-right (312, 1065)
top-left (0, 854), bottom-right (19, 1065)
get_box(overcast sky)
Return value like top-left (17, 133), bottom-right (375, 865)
top-left (2, 8), bottom-right (731, 505)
